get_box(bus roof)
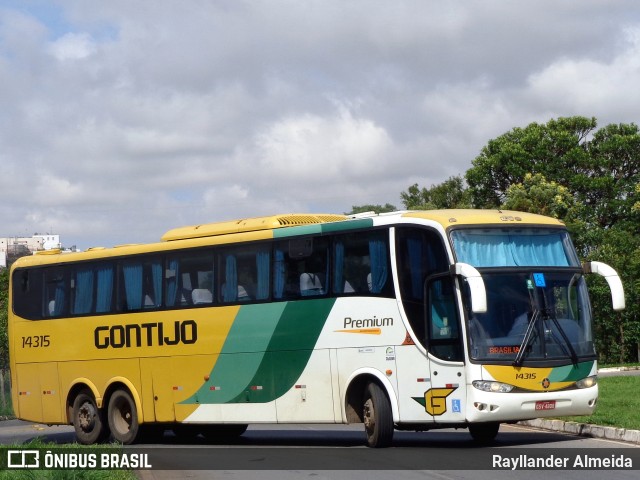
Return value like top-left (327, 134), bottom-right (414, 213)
top-left (162, 209), bottom-right (565, 242)
top-left (161, 213), bottom-right (349, 241)
top-left (402, 209), bottom-right (565, 229)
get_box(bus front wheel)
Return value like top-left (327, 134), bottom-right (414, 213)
top-left (108, 389), bottom-right (139, 444)
top-left (72, 390), bottom-right (107, 445)
top-left (362, 382), bottom-right (394, 448)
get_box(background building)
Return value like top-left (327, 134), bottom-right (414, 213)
top-left (0, 234), bottom-right (62, 268)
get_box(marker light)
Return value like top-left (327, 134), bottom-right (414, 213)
top-left (575, 375), bottom-right (598, 389)
top-left (472, 380), bottom-right (514, 393)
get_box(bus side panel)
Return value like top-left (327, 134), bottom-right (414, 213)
top-left (13, 362), bottom-right (64, 424)
top-left (275, 349), bottom-right (336, 422)
top-left (14, 363), bottom-right (43, 423)
top-left (13, 362), bottom-right (63, 423)
top-left (140, 357), bottom-right (175, 422)
top-left (394, 345), bottom-right (434, 423)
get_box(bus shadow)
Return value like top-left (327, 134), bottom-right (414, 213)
top-left (154, 427), bottom-right (579, 449)
top-left (13, 424), bottom-right (578, 449)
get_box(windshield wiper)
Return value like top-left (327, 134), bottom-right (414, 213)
top-left (513, 309), bottom-right (540, 367)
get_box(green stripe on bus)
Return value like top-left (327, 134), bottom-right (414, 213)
top-left (182, 298), bottom-right (335, 405)
top-left (548, 361), bottom-right (594, 382)
top-left (227, 298), bottom-right (336, 403)
top-left (273, 218), bottom-right (374, 238)
top-left (181, 303), bottom-right (286, 404)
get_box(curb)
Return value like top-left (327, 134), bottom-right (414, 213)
top-left (519, 418), bottom-right (640, 445)
top-left (598, 366), bottom-right (640, 373)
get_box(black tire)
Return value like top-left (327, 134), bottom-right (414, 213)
top-left (72, 390), bottom-right (107, 445)
top-left (108, 389), bottom-right (139, 444)
top-left (468, 422), bottom-right (500, 444)
top-left (362, 382), bottom-right (394, 448)
top-left (201, 424), bottom-right (248, 441)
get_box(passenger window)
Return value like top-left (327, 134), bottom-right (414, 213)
top-left (273, 237), bottom-right (329, 300)
top-left (12, 269), bottom-right (44, 320)
top-left (44, 267), bottom-right (67, 318)
top-left (71, 262), bottom-right (115, 315)
top-left (119, 257), bottom-right (163, 311)
top-left (219, 245), bottom-right (270, 303)
top-left (333, 230), bottom-right (390, 295)
top-left (166, 251), bottom-right (214, 307)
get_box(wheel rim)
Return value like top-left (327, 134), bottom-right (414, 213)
top-left (363, 398), bottom-right (375, 435)
top-left (112, 397), bottom-right (132, 435)
top-left (78, 401), bottom-right (96, 432)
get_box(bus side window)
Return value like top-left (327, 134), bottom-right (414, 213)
top-left (273, 237), bottom-right (328, 300)
top-left (166, 252), bottom-right (214, 307)
top-left (219, 246), bottom-right (269, 303)
top-left (332, 230), bottom-right (390, 296)
top-left (12, 268), bottom-right (45, 320)
top-left (44, 267), bottom-right (67, 318)
top-left (119, 258), bottom-right (163, 311)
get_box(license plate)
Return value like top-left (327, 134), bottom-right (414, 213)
top-left (535, 400), bottom-right (556, 411)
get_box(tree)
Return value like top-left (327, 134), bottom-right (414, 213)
top-left (348, 203), bottom-right (397, 215)
top-left (466, 116), bottom-right (596, 208)
top-left (502, 173), bottom-right (576, 220)
top-left (400, 175), bottom-right (471, 210)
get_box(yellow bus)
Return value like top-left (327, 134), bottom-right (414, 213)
top-left (9, 210), bottom-right (624, 447)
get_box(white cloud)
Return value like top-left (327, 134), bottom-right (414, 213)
top-left (47, 32), bottom-right (97, 60)
top-left (526, 26), bottom-right (640, 123)
top-left (255, 107), bottom-right (393, 179)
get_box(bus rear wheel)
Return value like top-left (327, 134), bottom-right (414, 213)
top-left (108, 390), bottom-right (139, 444)
top-left (362, 382), bottom-right (394, 448)
top-left (468, 422), bottom-right (500, 444)
top-left (72, 390), bottom-right (107, 445)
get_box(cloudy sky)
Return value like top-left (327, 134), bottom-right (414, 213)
top-left (1, 1), bottom-right (640, 249)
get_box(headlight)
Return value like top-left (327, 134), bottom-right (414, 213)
top-left (575, 375), bottom-right (597, 389)
top-left (472, 380), bottom-right (514, 393)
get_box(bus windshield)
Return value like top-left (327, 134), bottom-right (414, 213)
top-left (464, 270), bottom-right (595, 363)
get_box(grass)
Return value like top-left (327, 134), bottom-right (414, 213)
top-left (558, 375), bottom-right (640, 431)
top-left (0, 439), bottom-right (137, 480)
top-left (0, 375), bottom-right (12, 418)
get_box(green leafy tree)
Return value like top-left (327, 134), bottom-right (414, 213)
top-left (348, 203), bottom-right (397, 215)
top-left (400, 175), bottom-right (471, 210)
top-left (502, 173), bottom-right (576, 220)
top-left (467, 116), bottom-right (596, 208)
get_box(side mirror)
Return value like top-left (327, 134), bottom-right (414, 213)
top-left (583, 261), bottom-right (626, 311)
top-left (452, 263), bottom-right (487, 313)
